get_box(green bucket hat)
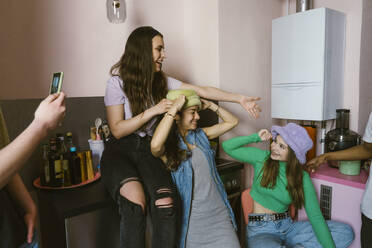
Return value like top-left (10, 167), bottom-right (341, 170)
top-left (166, 89), bottom-right (202, 110)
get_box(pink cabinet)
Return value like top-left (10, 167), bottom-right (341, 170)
top-left (298, 165), bottom-right (368, 248)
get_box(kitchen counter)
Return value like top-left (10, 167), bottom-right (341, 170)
top-left (311, 163), bottom-right (368, 189)
top-left (35, 158), bottom-right (244, 248)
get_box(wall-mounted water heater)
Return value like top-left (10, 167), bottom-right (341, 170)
top-left (271, 8), bottom-right (346, 121)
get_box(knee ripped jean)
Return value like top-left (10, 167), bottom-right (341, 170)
top-left (100, 134), bottom-right (178, 248)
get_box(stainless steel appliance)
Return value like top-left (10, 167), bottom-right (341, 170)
top-left (325, 109), bottom-right (361, 167)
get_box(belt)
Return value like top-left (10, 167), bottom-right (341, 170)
top-left (248, 211), bottom-right (290, 222)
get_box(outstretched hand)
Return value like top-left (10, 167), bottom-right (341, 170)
top-left (306, 154), bottom-right (327, 173)
top-left (239, 96), bottom-right (261, 119)
top-left (258, 129), bottom-right (272, 141)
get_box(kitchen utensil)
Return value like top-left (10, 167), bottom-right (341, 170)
top-left (95, 118), bottom-right (102, 140)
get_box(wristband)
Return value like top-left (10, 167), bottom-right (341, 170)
top-left (165, 112), bottom-right (175, 119)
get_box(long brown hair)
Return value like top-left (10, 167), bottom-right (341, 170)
top-left (110, 26), bottom-right (168, 119)
top-left (162, 121), bottom-right (190, 171)
top-left (260, 148), bottom-right (305, 217)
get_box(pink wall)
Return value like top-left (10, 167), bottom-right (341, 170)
top-left (0, 0), bottom-right (367, 132)
top-left (359, 0), bottom-right (372, 132)
top-left (0, 0), bottom-right (219, 99)
top-left (217, 0), bottom-right (364, 186)
top-left (278, 1), bottom-right (363, 132)
top-left (309, 0), bottom-right (363, 132)
top-left (218, 0), bottom-right (284, 187)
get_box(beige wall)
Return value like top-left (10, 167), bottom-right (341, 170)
top-left (0, 0), bottom-right (366, 131)
top-left (278, 0), bottom-right (363, 131)
top-left (359, 0), bottom-right (372, 132)
top-left (218, 0), bottom-right (283, 187)
top-left (218, 0), bottom-right (364, 136)
top-left (218, 0), bottom-right (364, 186)
top-left (0, 0), bottom-right (219, 99)
top-left (218, 0), bottom-right (282, 144)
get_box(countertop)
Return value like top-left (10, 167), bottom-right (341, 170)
top-left (310, 163), bottom-right (369, 189)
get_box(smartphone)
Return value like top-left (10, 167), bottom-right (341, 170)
top-left (50, 72), bottom-right (64, 94)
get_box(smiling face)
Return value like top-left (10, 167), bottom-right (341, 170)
top-left (178, 106), bottom-right (200, 133)
top-left (152, 35), bottom-right (166, 72)
top-left (270, 135), bottom-right (289, 162)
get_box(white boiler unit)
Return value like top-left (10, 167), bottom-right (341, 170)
top-left (271, 8), bottom-right (346, 121)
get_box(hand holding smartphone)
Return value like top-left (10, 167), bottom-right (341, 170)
top-left (50, 72), bottom-right (64, 94)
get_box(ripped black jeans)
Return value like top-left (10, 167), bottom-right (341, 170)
top-left (100, 134), bottom-right (178, 248)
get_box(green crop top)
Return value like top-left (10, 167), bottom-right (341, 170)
top-left (222, 133), bottom-right (335, 248)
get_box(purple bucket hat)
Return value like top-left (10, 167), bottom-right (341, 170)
top-left (271, 123), bottom-right (313, 164)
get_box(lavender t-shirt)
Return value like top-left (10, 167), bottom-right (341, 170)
top-left (104, 75), bottom-right (182, 137)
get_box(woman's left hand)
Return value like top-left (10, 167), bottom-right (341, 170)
top-left (258, 129), bottom-right (272, 141)
top-left (24, 210), bottom-right (37, 243)
top-left (239, 96), bottom-right (261, 119)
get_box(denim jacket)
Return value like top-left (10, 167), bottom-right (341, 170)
top-left (171, 128), bottom-right (237, 248)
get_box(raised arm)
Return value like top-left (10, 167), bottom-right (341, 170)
top-left (107, 98), bottom-right (173, 139)
top-left (151, 95), bottom-right (186, 158)
top-left (201, 99), bottom-right (238, 140)
top-left (222, 131), bottom-right (269, 164)
top-left (0, 93), bottom-right (66, 188)
top-left (180, 82), bottom-right (261, 119)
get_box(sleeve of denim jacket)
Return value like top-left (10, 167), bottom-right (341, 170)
top-left (303, 172), bottom-right (336, 248)
top-left (222, 133), bottom-right (269, 165)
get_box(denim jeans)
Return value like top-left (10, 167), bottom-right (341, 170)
top-left (246, 216), bottom-right (354, 248)
top-left (101, 134), bottom-right (178, 248)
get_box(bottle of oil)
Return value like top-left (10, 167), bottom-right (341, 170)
top-left (57, 134), bottom-right (71, 186)
top-left (40, 144), bottom-right (51, 186)
top-left (49, 137), bottom-right (62, 187)
top-left (66, 132), bottom-right (75, 151)
top-left (69, 147), bottom-right (82, 184)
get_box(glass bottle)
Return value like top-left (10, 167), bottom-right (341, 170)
top-left (40, 144), bottom-right (51, 186)
top-left (66, 132), bottom-right (75, 152)
top-left (69, 147), bottom-right (82, 185)
top-left (57, 134), bottom-right (71, 186)
top-left (49, 138), bottom-right (62, 187)
top-left (101, 119), bottom-right (111, 142)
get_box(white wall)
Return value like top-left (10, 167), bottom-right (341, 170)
top-left (0, 0), bottom-right (219, 99)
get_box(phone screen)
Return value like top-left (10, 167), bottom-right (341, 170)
top-left (50, 72), bottom-right (63, 94)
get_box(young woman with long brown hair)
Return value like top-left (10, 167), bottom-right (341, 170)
top-left (100, 26), bottom-right (261, 248)
top-left (223, 123), bottom-right (354, 248)
top-left (151, 89), bottom-right (240, 248)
